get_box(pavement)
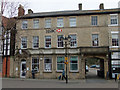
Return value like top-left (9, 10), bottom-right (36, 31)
top-left (1, 78), bottom-right (119, 88)
top-left (1, 68), bottom-right (119, 88)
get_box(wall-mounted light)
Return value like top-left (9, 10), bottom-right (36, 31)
top-left (19, 48), bottom-right (22, 54)
top-left (40, 57), bottom-right (43, 61)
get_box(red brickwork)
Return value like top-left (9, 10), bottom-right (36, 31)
top-left (2, 57), bottom-right (10, 77)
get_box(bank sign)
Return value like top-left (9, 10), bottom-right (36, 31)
top-left (46, 29), bottom-right (62, 33)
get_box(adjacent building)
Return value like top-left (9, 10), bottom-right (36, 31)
top-left (10, 3), bottom-right (120, 79)
top-left (0, 12), bottom-right (2, 76)
top-left (2, 16), bottom-right (16, 77)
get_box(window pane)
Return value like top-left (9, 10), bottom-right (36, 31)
top-left (33, 20), bottom-right (39, 28)
top-left (57, 35), bottom-right (63, 47)
top-left (112, 34), bottom-right (119, 46)
top-left (70, 35), bottom-right (77, 47)
top-left (22, 20), bottom-right (27, 29)
top-left (92, 34), bottom-right (99, 46)
top-left (91, 16), bottom-right (97, 26)
top-left (44, 57), bottom-right (52, 71)
top-left (70, 17), bottom-right (76, 27)
top-left (21, 37), bottom-right (27, 48)
top-left (70, 56), bottom-right (78, 71)
top-left (57, 18), bottom-right (63, 27)
top-left (111, 15), bottom-right (118, 25)
top-left (70, 64), bottom-right (78, 70)
top-left (45, 19), bottom-right (51, 28)
top-left (32, 57), bottom-right (39, 71)
top-left (33, 36), bottom-right (39, 48)
top-left (57, 64), bottom-right (64, 70)
top-left (57, 57), bottom-right (65, 70)
top-left (45, 36), bottom-right (51, 48)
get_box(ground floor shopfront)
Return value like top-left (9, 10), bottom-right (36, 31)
top-left (9, 47), bottom-right (110, 79)
top-left (110, 50), bottom-right (120, 79)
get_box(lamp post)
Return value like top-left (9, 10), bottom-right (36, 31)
top-left (62, 35), bottom-right (71, 84)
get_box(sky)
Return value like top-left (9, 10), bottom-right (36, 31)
top-left (2, 0), bottom-right (120, 15)
top-left (27, 0), bottom-right (120, 13)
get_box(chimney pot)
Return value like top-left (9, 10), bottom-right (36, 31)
top-left (28, 9), bottom-right (33, 14)
top-left (78, 3), bottom-right (82, 10)
top-left (99, 3), bottom-right (104, 10)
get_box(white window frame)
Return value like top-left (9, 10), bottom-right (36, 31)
top-left (109, 14), bottom-right (118, 26)
top-left (69, 17), bottom-right (76, 27)
top-left (57, 35), bottom-right (64, 48)
top-left (91, 16), bottom-right (98, 26)
top-left (33, 36), bottom-right (39, 48)
top-left (112, 34), bottom-right (119, 47)
top-left (57, 56), bottom-right (65, 72)
top-left (70, 34), bottom-right (77, 48)
top-left (70, 56), bottom-right (78, 72)
top-left (45, 36), bottom-right (51, 48)
top-left (21, 37), bottom-right (27, 49)
top-left (111, 52), bottom-right (120, 59)
top-left (44, 57), bottom-right (52, 72)
top-left (45, 19), bottom-right (51, 28)
top-left (92, 34), bottom-right (99, 46)
top-left (3, 31), bottom-right (11, 56)
top-left (22, 20), bottom-right (28, 29)
top-left (57, 18), bottom-right (64, 27)
top-left (32, 57), bottom-right (39, 72)
top-left (33, 19), bottom-right (39, 29)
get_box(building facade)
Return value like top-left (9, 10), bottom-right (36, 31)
top-left (0, 13), bottom-right (2, 76)
top-left (11, 4), bottom-right (120, 79)
top-left (2, 15), bottom-right (16, 77)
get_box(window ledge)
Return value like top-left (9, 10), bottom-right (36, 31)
top-left (44, 71), bottom-right (52, 73)
top-left (70, 46), bottom-right (77, 48)
top-left (91, 25), bottom-right (98, 26)
top-left (21, 28), bottom-right (28, 30)
top-left (56, 70), bottom-right (63, 73)
top-left (57, 27), bottom-right (64, 28)
top-left (57, 47), bottom-right (64, 48)
top-left (45, 47), bottom-right (51, 49)
top-left (91, 46), bottom-right (99, 47)
top-left (21, 48), bottom-right (27, 50)
top-left (70, 26), bottom-right (77, 28)
top-left (33, 28), bottom-right (39, 30)
top-left (110, 46), bottom-right (119, 48)
top-left (69, 70), bottom-right (79, 73)
top-left (32, 48), bottom-right (39, 49)
top-left (108, 24), bottom-right (118, 27)
top-left (44, 27), bottom-right (51, 29)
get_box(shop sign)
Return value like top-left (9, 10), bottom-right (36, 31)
top-left (46, 29), bottom-right (62, 33)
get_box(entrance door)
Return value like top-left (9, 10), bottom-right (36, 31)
top-left (20, 61), bottom-right (26, 78)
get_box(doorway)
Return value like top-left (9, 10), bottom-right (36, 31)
top-left (20, 60), bottom-right (26, 78)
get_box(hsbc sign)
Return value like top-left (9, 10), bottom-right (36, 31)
top-left (46, 29), bottom-right (62, 33)
top-left (56, 29), bottom-right (62, 32)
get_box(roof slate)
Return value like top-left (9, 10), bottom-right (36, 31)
top-left (19, 8), bottom-right (120, 19)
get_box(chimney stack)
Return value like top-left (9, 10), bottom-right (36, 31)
top-left (78, 3), bottom-right (82, 10)
top-left (28, 9), bottom-right (33, 14)
top-left (18, 4), bottom-right (25, 17)
top-left (99, 3), bottom-right (104, 10)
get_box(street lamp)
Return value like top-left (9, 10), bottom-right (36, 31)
top-left (62, 35), bottom-right (71, 84)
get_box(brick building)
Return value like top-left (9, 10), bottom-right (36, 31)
top-left (2, 15), bottom-right (16, 77)
top-left (10, 3), bottom-right (120, 79)
top-left (0, 13), bottom-right (2, 77)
